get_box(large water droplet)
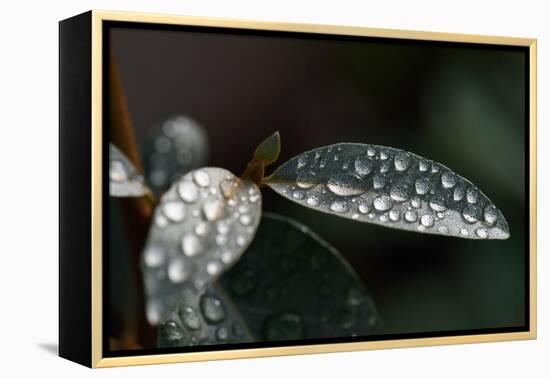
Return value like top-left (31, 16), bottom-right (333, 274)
top-left (441, 171), bottom-right (457, 188)
top-left (264, 313), bottom-right (303, 341)
top-left (372, 174), bottom-right (386, 189)
top-left (415, 178), bottom-right (431, 195)
top-left (389, 210), bottom-right (400, 221)
top-left (484, 205), bottom-right (498, 225)
top-left (405, 210), bottom-right (418, 222)
top-left (181, 234), bottom-right (204, 257)
top-left (292, 190), bottom-right (305, 200)
top-left (200, 294), bottom-right (227, 324)
top-left (418, 160), bottom-right (429, 172)
top-left (429, 195), bottom-right (447, 212)
top-left (330, 201), bottom-right (349, 213)
top-left (296, 170), bottom-right (317, 189)
top-left (358, 203), bottom-right (370, 214)
top-left (453, 185), bottom-right (465, 201)
top-left (462, 204), bottom-right (481, 223)
top-left (394, 152), bottom-right (410, 171)
top-left (327, 174), bottom-right (366, 196)
top-left (163, 201), bottom-right (186, 222)
top-left (203, 199), bottom-right (225, 221)
top-left (354, 155), bottom-right (376, 177)
top-left (168, 259), bottom-right (190, 283)
top-left (178, 181), bottom-right (199, 203)
top-left (420, 214), bottom-right (434, 227)
top-left (374, 195), bottom-right (392, 211)
top-left (466, 187), bottom-right (479, 204)
top-left (193, 170), bottom-right (211, 187)
top-left (306, 195), bottom-right (320, 207)
top-left (179, 305), bottom-right (201, 330)
top-left (390, 183), bottom-right (409, 202)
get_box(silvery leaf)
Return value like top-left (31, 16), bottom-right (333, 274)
top-left (109, 143), bottom-right (148, 197)
top-left (157, 213), bottom-right (381, 347)
top-left (265, 143), bottom-right (509, 240)
top-left (142, 115), bottom-right (209, 195)
top-left (141, 167), bottom-right (262, 325)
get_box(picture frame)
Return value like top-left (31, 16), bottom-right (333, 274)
top-left (59, 10), bottom-right (537, 368)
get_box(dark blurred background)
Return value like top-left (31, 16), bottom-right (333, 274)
top-left (109, 25), bottom-right (527, 337)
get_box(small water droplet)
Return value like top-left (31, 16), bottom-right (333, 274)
top-left (297, 156), bottom-right (307, 169)
top-left (418, 225), bottom-right (426, 231)
top-left (194, 221), bottom-right (210, 237)
top-left (200, 294), bottom-right (227, 324)
top-left (264, 313), bottom-right (303, 341)
top-left (466, 187), bottom-right (479, 204)
top-left (379, 151), bottom-right (388, 160)
top-left (358, 203), bottom-right (370, 214)
top-left (394, 152), bottom-right (410, 171)
top-left (330, 201), bottom-right (349, 213)
top-left (206, 260), bottom-right (222, 276)
top-left (441, 171), bottom-right (457, 188)
top-left (163, 201), bottom-right (186, 222)
top-left (319, 158), bottom-right (328, 168)
top-left (155, 214), bottom-right (168, 228)
top-left (179, 305), bottom-right (201, 330)
top-left (178, 181), bottom-right (199, 203)
top-left (415, 178), bottom-right (431, 195)
top-left (437, 212), bottom-right (446, 219)
top-left (354, 155), bottom-right (376, 177)
top-left (215, 234), bottom-right (227, 246)
top-left (380, 213), bottom-right (389, 222)
top-left (389, 210), bottom-right (400, 221)
top-left (460, 228), bottom-right (469, 236)
top-left (380, 160), bottom-right (391, 173)
top-left (181, 234), bottom-right (204, 257)
top-left (476, 228), bottom-right (488, 238)
top-left (484, 205), bottom-right (498, 225)
top-left (327, 174), bottom-right (366, 196)
top-left (372, 174), bottom-right (386, 189)
top-left (333, 155), bottom-right (339, 161)
top-left (239, 214), bottom-right (252, 225)
top-left (203, 199), bottom-right (225, 221)
top-left (462, 204), bottom-right (481, 223)
top-left (109, 160), bottom-right (127, 182)
top-left (144, 245), bottom-right (165, 267)
top-left (193, 170), bottom-right (211, 187)
top-left (291, 190), bottom-right (305, 200)
top-left (373, 195), bottom-right (392, 211)
top-left (146, 301), bottom-right (162, 325)
top-left (160, 320), bottom-right (183, 341)
top-left (342, 162), bottom-right (349, 169)
top-left (352, 213), bottom-right (359, 219)
top-left (367, 146), bottom-right (376, 157)
top-left (453, 185), bottom-right (465, 201)
top-left (405, 210), bottom-right (418, 222)
top-left (220, 178), bottom-right (239, 198)
top-left (431, 164), bottom-right (440, 173)
top-left (306, 195), bottom-right (320, 207)
top-left (390, 183), bottom-right (409, 202)
top-left (429, 195), bottom-right (447, 212)
top-left (410, 197), bottom-right (421, 209)
top-left (418, 160), bottom-right (429, 172)
top-left (168, 259), bottom-right (190, 283)
top-left (438, 226), bottom-right (449, 234)
top-left (420, 214), bottom-right (434, 227)
top-left (236, 236), bottom-right (246, 247)
top-left (216, 326), bottom-right (229, 341)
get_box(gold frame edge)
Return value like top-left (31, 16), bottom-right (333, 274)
top-left (89, 9), bottom-right (537, 368)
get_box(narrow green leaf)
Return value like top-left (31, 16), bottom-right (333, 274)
top-left (264, 143), bottom-right (509, 240)
top-left (253, 131), bottom-right (281, 166)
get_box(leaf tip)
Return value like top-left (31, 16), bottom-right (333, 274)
top-left (254, 131), bottom-right (281, 166)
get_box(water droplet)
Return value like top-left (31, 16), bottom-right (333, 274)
top-left (306, 195), bottom-right (320, 207)
top-left (168, 259), bottom-right (190, 283)
top-left (460, 228), bottom-right (469, 236)
top-left (352, 213), bottom-right (359, 219)
top-left (342, 162), bottom-right (349, 169)
top-left (418, 225), bottom-right (426, 231)
top-left (178, 181), bottom-right (199, 203)
top-left (453, 185), bottom-right (465, 201)
top-left (441, 171), bottom-right (457, 189)
top-left (179, 305), bottom-right (201, 330)
top-left (431, 164), bottom-right (440, 173)
top-left (379, 161), bottom-right (391, 173)
top-left (155, 214), bottom-right (168, 228)
top-left (200, 294), bottom-right (227, 324)
top-left (358, 203), bottom-right (370, 214)
top-left (390, 183), bottom-right (409, 202)
top-left (438, 226), bottom-right (449, 234)
top-left (220, 178), bottom-right (239, 198)
top-left (203, 199), bottom-right (225, 221)
top-left (216, 326), bottom-right (229, 341)
top-left (327, 174), bottom-right (366, 196)
top-left (372, 174), bottom-right (387, 189)
top-left (206, 261), bottom-right (222, 276)
top-left (380, 214), bottom-right (389, 222)
top-left (144, 245), bottom-right (165, 267)
top-left (466, 187), bottom-right (479, 204)
top-left (389, 210), bottom-right (400, 221)
top-left (394, 152), bottom-right (410, 171)
top-left (367, 146), bottom-right (376, 157)
top-left (296, 170), bottom-right (317, 189)
top-left (420, 214), bottom-right (434, 227)
top-left (264, 313), bottom-right (303, 341)
top-left (484, 205), bottom-right (498, 225)
top-left (410, 197), bottom-right (421, 209)
top-left (373, 195), bottom-right (392, 211)
top-left (216, 221), bottom-right (230, 234)
top-left (236, 236), bottom-right (246, 246)
top-left (418, 160), bottom-right (429, 172)
top-left (462, 204), bottom-right (481, 223)
top-left (160, 320), bottom-right (183, 341)
top-left (330, 201), bottom-right (349, 213)
top-left (319, 158), bottom-right (328, 168)
top-left (220, 250), bottom-right (235, 264)
top-left (181, 234), bottom-right (204, 257)
top-left (109, 160), bottom-right (127, 182)
top-left (405, 210), bottom-right (418, 222)
top-left (333, 155), bottom-right (339, 161)
top-left (146, 301), bottom-right (162, 325)
top-left (292, 190), bottom-right (305, 200)
top-left (249, 194), bottom-right (260, 203)
top-left (239, 214), bottom-right (252, 225)
top-left (354, 155), bottom-right (376, 177)
top-left (429, 196), bottom-right (447, 212)
top-left (379, 151), bottom-right (388, 160)
top-left (415, 178), bottom-right (431, 195)
top-left (215, 234), bottom-right (227, 246)
top-left (476, 228), bottom-right (488, 238)
top-left (193, 170), bottom-right (211, 187)
top-left (194, 221), bottom-right (210, 237)
top-left (437, 212), bottom-right (446, 219)
top-left (162, 201), bottom-right (186, 222)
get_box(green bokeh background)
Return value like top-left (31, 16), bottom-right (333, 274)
top-left (109, 25), bottom-right (527, 337)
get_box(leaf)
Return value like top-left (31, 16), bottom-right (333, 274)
top-left (252, 131), bottom-right (281, 166)
top-left (157, 213), bottom-right (381, 347)
top-left (264, 143), bottom-right (509, 240)
top-left (109, 143), bottom-right (148, 197)
top-left (141, 167), bottom-right (262, 325)
top-left (141, 115), bottom-right (209, 195)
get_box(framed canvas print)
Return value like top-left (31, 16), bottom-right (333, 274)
top-left (59, 10), bottom-right (537, 368)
